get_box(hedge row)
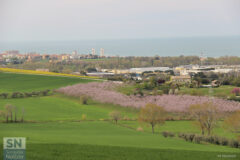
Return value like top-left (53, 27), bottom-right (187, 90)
top-left (162, 131), bottom-right (239, 149)
top-left (0, 89), bottom-right (50, 99)
top-left (178, 133), bottom-right (240, 149)
top-left (162, 131), bottom-right (175, 138)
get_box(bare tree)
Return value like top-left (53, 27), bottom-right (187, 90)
top-left (21, 107), bottom-right (25, 123)
top-left (0, 110), bottom-right (7, 122)
top-left (138, 103), bottom-right (166, 134)
top-left (224, 110), bottom-right (240, 133)
top-left (5, 104), bottom-right (14, 123)
top-left (109, 111), bottom-right (121, 124)
top-left (189, 102), bottom-right (218, 135)
top-left (189, 104), bottom-right (206, 135)
top-left (14, 106), bottom-right (18, 122)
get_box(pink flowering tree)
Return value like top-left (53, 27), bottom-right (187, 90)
top-left (57, 82), bottom-right (240, 113)
top-left (231, 88), bottom-right (240, 96)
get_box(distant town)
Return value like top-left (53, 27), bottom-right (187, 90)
top-left (1, 50), bottom-right (240, 82)
top-left (0, 48), bottom-right (112, 64)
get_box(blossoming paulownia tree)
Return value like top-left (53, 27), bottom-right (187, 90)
top-left (138, 103), bottom-right (166, 134)
top-left (57, 82), bottom-right (240, 112)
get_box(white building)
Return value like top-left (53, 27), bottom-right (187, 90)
top-left (91, 48), bottom-right (96, 55)
top-left (100, 48), bottom-right (104, 57)
top-left (129, 67), bottom-right (171, 74)
top-left (213, 69), bottom-right (233, 73)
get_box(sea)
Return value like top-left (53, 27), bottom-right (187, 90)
top-left (0, 36), bottom-right (240, 57)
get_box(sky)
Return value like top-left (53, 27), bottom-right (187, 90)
top-left (0, 0), bottom-right (240, 42)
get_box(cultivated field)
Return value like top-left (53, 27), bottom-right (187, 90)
top-left (0, 71), bottom-right (239, 160)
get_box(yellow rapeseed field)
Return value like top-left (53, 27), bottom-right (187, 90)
top-left (0, 68), bottom-right (100, 79)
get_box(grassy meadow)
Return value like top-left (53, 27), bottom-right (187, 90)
top-left (0, 72), bottom-right (94, 92)
top-left (0, 122), bottom-right (239, 160)
top-left (117, 83), bottom-right (236, 98)
top-left (0, 71), bottom-right (239, 160)
top-left (0, 95), bottom-right (136, 122)
top-left (178, 85), bottom-right (236, 98)
top-left (119, 121), bottom-right (239, 140)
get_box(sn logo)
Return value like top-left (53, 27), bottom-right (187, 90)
top-left (3, 137), bottom-right (26, 149)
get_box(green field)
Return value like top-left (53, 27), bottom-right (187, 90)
top-left (178, 86), bottom-right (235, 98)
top-left (119, 121), bottom-right (239, 139)
top-left (0, 122), bottom-right (239, 160)
top-left (117, 83), bottom-right (236, 98)
top-left (0, 72), bottom-right (94, 92)
top-left (0, 72), bottom-right (239, 160)
top-left (0, 95), bottom-right (136, 122)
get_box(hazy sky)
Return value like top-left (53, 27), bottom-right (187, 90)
top-left (0, 0), bottom-right (240, 42)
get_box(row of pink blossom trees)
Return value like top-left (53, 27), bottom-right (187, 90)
top-left (57, 82), bottom-right (240, 112)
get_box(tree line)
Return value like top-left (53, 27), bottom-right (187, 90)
top-left (0, 89), bottom-right (50, 99)
top-left (0, 104), bottom-right (25, 123)
top-left (7, 56), bottom-right (240, 74)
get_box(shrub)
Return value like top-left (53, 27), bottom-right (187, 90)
top-left (183, 134), bottom-right (188, 140)
top-left (42, 89), bottom-right (50, 96)
top-left (193, 135), bottom-right (203, 144)
top-left (0, 93), bottom-right (8, 99)
top-left (80, 95), bottom-right (89, 105)
top-left (162, 131), bottom-right (169, 138)
top-left (24, 92), bottom-right (32, 97)
top-left (178, 133), bottom-right (185, 138)
top-left (229, 140), bottom-right (239, 148)
top-left (212, 136), bottom-right (221, 145)
top-left (19, 92), bottom-right (24, 98)
top-left (11, 92), bottom-right (20, 98)
top-left (31, 91), bottom-right (40, 96)
top-left (11, 92), bottom-right (25, 98)
top-left (181, 133), bottom-right (188, 140)
top-left (162, 131), bottom-right (175, 137)
top-left (220, 137), bottom-right (229, 146)
top-left (169, 132), bottom-right (175, 137)
top-left (136, 127), bottom-right (144, 132)
top-left (204, 136), bottom-right (215, 144)
top-left (186, 134), bottom-right (195, 142)
top-left (81, 114), bottom-right (87, 120)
